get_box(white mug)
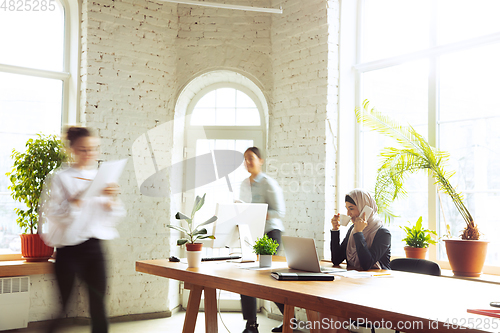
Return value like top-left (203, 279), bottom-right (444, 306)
top-left (339, 214), bottom-right (351, 226)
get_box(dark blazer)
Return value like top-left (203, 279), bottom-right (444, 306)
top-left (331, 225), bottom-right (391, 270)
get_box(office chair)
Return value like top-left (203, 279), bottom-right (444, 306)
top-left (390, 258), bottom-right (441, 333)
top-left (390, 258), bottom-right (441, 276)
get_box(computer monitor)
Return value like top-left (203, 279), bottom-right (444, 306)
top-left (210, 203), bottom-right (268, 250)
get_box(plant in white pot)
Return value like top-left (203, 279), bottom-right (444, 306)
top-left (166, 193), bottom-right (217, 268)
top-left (6, 134), bottom-right (68, 261)
top-left (253, 235), bottom-right (279, 268)
top-left (356, 100), bottom-right (487, 276)
top-left (401, 216), bottom-right (438, 259)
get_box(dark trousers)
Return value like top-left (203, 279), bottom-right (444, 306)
top-left (241, 229), bottom-right (285, 322)
top-left (47, 238), bottom-right (108, 333)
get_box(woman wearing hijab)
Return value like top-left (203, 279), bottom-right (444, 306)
top-left (305, 189), bottom-right (391, 333)
top-left (331, 188), bottom-right (391, 270)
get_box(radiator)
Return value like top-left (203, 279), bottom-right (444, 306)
top-left (0, 276), bottom-right (30, 330)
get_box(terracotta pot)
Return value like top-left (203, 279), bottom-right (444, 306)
top-left (444, 239), bottom-right (489, 277)
top-left (404, 246), bottom-right (428, 259)
top-left (186, 243), bottom-right (203, 268)
top-left (20, 234), bottom-right (54, 262)
top-left (186, 243), bottom-right (203, 251)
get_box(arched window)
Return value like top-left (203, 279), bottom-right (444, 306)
top-left (0, 0), bottom-right (77, 254)
top-left (184, 83), bottom-right (267, 221)
top-left (176, 75), bottom-right (267, 309)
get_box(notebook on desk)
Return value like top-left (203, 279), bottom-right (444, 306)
top-left (279, 236), bottom-right (346, 274)
top-left (271, 272), bottom-right (334, 281)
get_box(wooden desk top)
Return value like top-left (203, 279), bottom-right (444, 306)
top-left (136, 258), bottom-right (500, 332)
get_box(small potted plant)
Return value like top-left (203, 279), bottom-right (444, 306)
top-left (6, 134), bottom-right (68, 261)
top-left (253, 235), bottom-right (279, 268)
top-left (166, 193), bottom-right (217, 268)
top-left (401, 216), bottom-right (438, 259)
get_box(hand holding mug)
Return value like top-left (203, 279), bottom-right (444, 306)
top-left (331, 213), bottom-right (340, 231)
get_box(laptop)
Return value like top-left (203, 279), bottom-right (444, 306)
top-left (281, 236), bottom-right (345, 273)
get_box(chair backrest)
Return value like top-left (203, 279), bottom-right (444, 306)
top-left (390, 258), bottom-right (441, 276)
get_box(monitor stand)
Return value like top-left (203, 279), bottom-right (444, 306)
top-left (237, 224), bottom-right (257, 262)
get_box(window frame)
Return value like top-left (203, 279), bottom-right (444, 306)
top-left (0, 0), bottom-right (79, 259)
top-left (348, 0), bottom-right (500, 273)
top-left (182, 82), bottom-right (267, 205)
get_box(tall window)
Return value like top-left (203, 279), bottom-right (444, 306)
top-left (181, 83), bottom-right (266, 309)
top-left (184, 85), bottom-right (266, 224)
top-left (0, 2), bottom-right (69, 254)
top-left (356, 0), bottom-right (500, 268)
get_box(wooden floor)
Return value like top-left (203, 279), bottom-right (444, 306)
top-left (14, 311), bottom-right (297, 333)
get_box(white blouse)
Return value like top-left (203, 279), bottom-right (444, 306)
top-left (40, 166), bottom-right (126, 248)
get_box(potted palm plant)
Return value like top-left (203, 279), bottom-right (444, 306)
top-left (253, 235), bottom-right (279, 268)
top-left (356, 100), bottom-right (488, 276)
top-left (6, 134), bottom-right (68, 261)
top-left (401, 216), bottom-right (438, 259)
top-left (166, 193), bottom-right (217, 268)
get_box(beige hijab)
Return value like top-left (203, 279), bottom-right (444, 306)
top-left (345, 189), bottom-right (383, 270)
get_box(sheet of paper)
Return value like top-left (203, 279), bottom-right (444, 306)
top-left (82, 159), bottom-right (128, 199)
top-left (239, 261), bottom-right (288, 270)
top-left (321, 267), bottom-right (347, 273)
top-left (331, 270), bottom-right (374, 279)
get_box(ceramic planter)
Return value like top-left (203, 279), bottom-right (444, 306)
top-left (259, 255), bottom-right (272, 268)
top-left (444, 239), bottom-right (489, 277)
top-left (404, 246), bottom-right (428, 259)
top-left (20, 234), bottom-right (54, 262)
top-left (186, 243), bottom-right (203, 268)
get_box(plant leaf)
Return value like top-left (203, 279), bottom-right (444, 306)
top-left (193, 216), bottom-right (217, 231)
top-left (193, 228), bottom-right (208, 236)
top-left (166, 224), bottom-right (189, 234)
top-left (175, 212), bottom-right (190, 220)
top-left (191, 193), bottom-right (206, 218)
top-left (177, 239), bottom-right (188, 246)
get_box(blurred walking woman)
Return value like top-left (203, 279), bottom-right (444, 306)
top-left (239, 147), bottom-right (286, 333)
top-left (41, 127), bottom-right (125, 333)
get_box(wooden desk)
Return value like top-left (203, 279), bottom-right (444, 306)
top-left (136, 258), bottom-right (500, 333)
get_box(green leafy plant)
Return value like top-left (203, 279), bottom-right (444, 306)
top-left (355, 100), bottom-right (478, 240)
top-left (252, 235), bottom-right (279, 255)
top-left (166, 193), bottom-right (217, 245)
top-left (401, 216), bottom-right (438, 248)
top-left (6, 134), bottom-right (68, 234)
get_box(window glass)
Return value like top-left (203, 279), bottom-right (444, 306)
top-left (438, 43), bottom-right (500, 264)
top-left (360, 60), bottom-right (428, 257)
top-left (0, 1), bottom-right (65, 254)
top-left (0, 73), bottom-right (62, 254)
top-left (362, 0), bottom-right (431, 62)
top-left (0, 1), bottom-right (64, 71)
top-left (191, 88), bottom-right (260, 126)
top-left (192, 139), bottom-right (253, 227)
top-left (437, 0), bottom-right (500, 45)
top-left (359, 0), bottom-right (500, 264)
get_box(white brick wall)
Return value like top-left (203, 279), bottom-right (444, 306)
top-left (80, 0), bottom-right (179, 319)
top-left (26, 0), bottom-right (340, 323)
top-left (270, 0), bottom-right (339, 257)
top-left (175, 0), bottom-right (273, 94)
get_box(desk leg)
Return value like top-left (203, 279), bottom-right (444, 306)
top-left (182, 284), bottom-right (203, 333)
top-left (203, 287), bottom-right (218, 333)
top-left (282, 304), bottom-right (294, 333)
